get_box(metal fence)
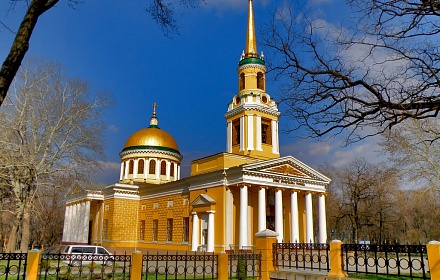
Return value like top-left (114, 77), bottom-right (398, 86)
top-left (273, 243), bottom-right (330, 272)
top-left (0, 252), bottom-right (27, 279)
top-left (38, 252), bottom-right (131, 279)
top-left (341, 243), bottom-right (429, 279)
top-left (142, 251), bottom-right (217, 279)
top-left (228, 252), bottom-right (261, 280)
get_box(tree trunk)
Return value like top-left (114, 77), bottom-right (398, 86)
top-left (0, 0), bottom-right (58, 106)
top-left (20, 200), bottom-right (32, 251)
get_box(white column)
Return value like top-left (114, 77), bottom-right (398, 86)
top-left (275, 189), bottom-right (283, 242)
top-left (166, 161), bottom-right (171, 180)
top-left (207, 210), bottom-right (215, 252)
top-left (119, 162), bottom-right (124, 181)
top-left (239, 116), bottom-right (245, 152)
top-left (239, 185), bottom-right (248, 249)
top-left (227, 121), bottom-right (232, 153)
top-left (155, 159), bottom-right (160, 179)
top-left (225, 188), bottom-right (233, 251)
top-left (177, 165), bottom-right (181, 180)
top-left (124, 160), bottom-right (129, 179)
top-left (247, 115), bottom-right (254, 150)
top-left (290, 191), bottom-right (299, 243)
top-left (271, 119), bottom-right (279, 154)
top-left (173, 163), bottom-right (178, 181)
top-left (305, 193), bottom-right (314, 243)
top-left (191, 212), bottom-right (199, 251)
top-left (256, 116), bottom-right (262, 151)
top-left (82, 201), bottom-right (91, 243)
top-left (318, 194), bottom-right (327, 243)
top-left (133, 159), bottom-right (139, 178)
top-left (258, 187), bottom-right (266, 232)
top-left (143, 159), bottom-right (148, 179)
top-left (62, 205), bottom-right (71, 242)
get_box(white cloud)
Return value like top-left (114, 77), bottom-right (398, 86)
top-left (280, 136), bottom-right (384, 171)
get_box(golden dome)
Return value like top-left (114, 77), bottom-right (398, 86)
top-left (123, 127), bottom-right (179, 152)
top-left (122, 103), bottom-right (180, 154)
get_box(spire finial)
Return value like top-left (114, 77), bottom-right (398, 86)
top-left (150, 102), bottom-right (159, 127)
top-left (245, 0), bottom-right (258, 58)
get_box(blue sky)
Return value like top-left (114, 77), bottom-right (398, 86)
top-left (0, 0), bottom-right (382, 183)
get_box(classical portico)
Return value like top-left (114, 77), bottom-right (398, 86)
top-left (221, 156), bottom-right (331, 249)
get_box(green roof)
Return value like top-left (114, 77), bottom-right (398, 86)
top-left (239, 57), bottom-right (265, 66)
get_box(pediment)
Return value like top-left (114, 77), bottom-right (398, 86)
top-left (262, 164), bottom-right (310, 178)
top-left (191, 194), bottom-right (216, 207)
top-left (242, 156), bottom-right (331, 184)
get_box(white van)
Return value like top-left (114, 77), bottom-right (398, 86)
top-left (63, 245), bottom-right (113, 267)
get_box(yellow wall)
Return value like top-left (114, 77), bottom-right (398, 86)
top-left (191, 153), bottom-right (259, 176)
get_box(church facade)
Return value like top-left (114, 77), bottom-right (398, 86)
top-left (62, 0), bottom-right (331, 252)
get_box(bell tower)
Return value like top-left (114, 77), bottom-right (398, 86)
top-left (225, 0), bottom-right (280, 159)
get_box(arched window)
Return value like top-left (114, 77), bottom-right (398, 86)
top-left (161, 161), bottom-right (167, 175)
top-left (128, 160), bottom-right (134, 174)
top-left (149, 160), bottom-right (156, 174)
top-left (239, 73), bottom-right (245, 90)
top-left (138, 159), bottom-right (144, 174)
top-left (170, 163), bottom-right (175, 177)
top-left (257, 72), bottom-right (264, 90)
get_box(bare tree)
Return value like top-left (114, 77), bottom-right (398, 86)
top-left (381, 118), bottom-right (440, 190)
top-left (327, 159), bottom-right (399, 243)
top-left (0, 58), bottom-right (110, 252)
top-left (0, 0), bottom-right (203, 107)
top-left (262, 0), bottom-right (440, 143)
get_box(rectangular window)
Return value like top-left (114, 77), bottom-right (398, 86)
top-left (140, 220), bottom-right (145, 241)
top-left (182, 217), bottom-right (189, 243)
top-left (152, 219), bottom-right (158, 242)
top-left (261, 118), bottom-right (272, 145)
top-left (167, 218), bottom-right (173, 242)
top-left (232, 119), bottom-right (240, 146)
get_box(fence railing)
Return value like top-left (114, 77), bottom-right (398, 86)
top-left (341, 243), bottom-right (429, 279)
top-left (273, 242), bottom-right (330, 272)
top-left (0, 252), bottom-right (27, 279)
top-left (228, 252), bottom-right (261, 279)
top-left (38, 252), bottom-right (131, 279)
top-left (142, 251), bottom-right (217, 279)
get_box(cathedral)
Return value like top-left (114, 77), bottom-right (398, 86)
top-left (62, 0), bottom-right (331, 252)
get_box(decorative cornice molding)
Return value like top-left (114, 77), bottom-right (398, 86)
top-left (225, 103), bottom-right (280, 119)
top-left (237, 63), bottom-right (267, 73)
top-left (120, 148), bottom-right (182, 161)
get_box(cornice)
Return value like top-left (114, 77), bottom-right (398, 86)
top-left (237, 63), bottom-right (267, 73)
top-left (120, 148), bottom-right (182, 161)
top-left (225, 103), bottom-right (280, 118)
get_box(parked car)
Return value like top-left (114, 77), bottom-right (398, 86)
top-left (63, 245), bottom-right (113, 267)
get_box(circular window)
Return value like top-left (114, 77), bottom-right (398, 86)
top-left (262, 96), bottom-right (268, 103)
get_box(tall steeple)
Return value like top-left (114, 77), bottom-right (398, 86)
top-left (225, 0), bottom-right (281, 160)
top-left (245, 0), bottom-right (258, 58)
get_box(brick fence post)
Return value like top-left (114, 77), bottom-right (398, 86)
top-left (26, 249), bottom-right (41, 280)
top-left (217, 252), bottom-right (228, 280)
top-left (255, 229), bottom-right (279, 280)
top-left (427, 241), bottom-right (440, 279)
top-left (327, 240), bottom-right (347, 279)
top-left (130, 251), bottom-right (143, 280)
